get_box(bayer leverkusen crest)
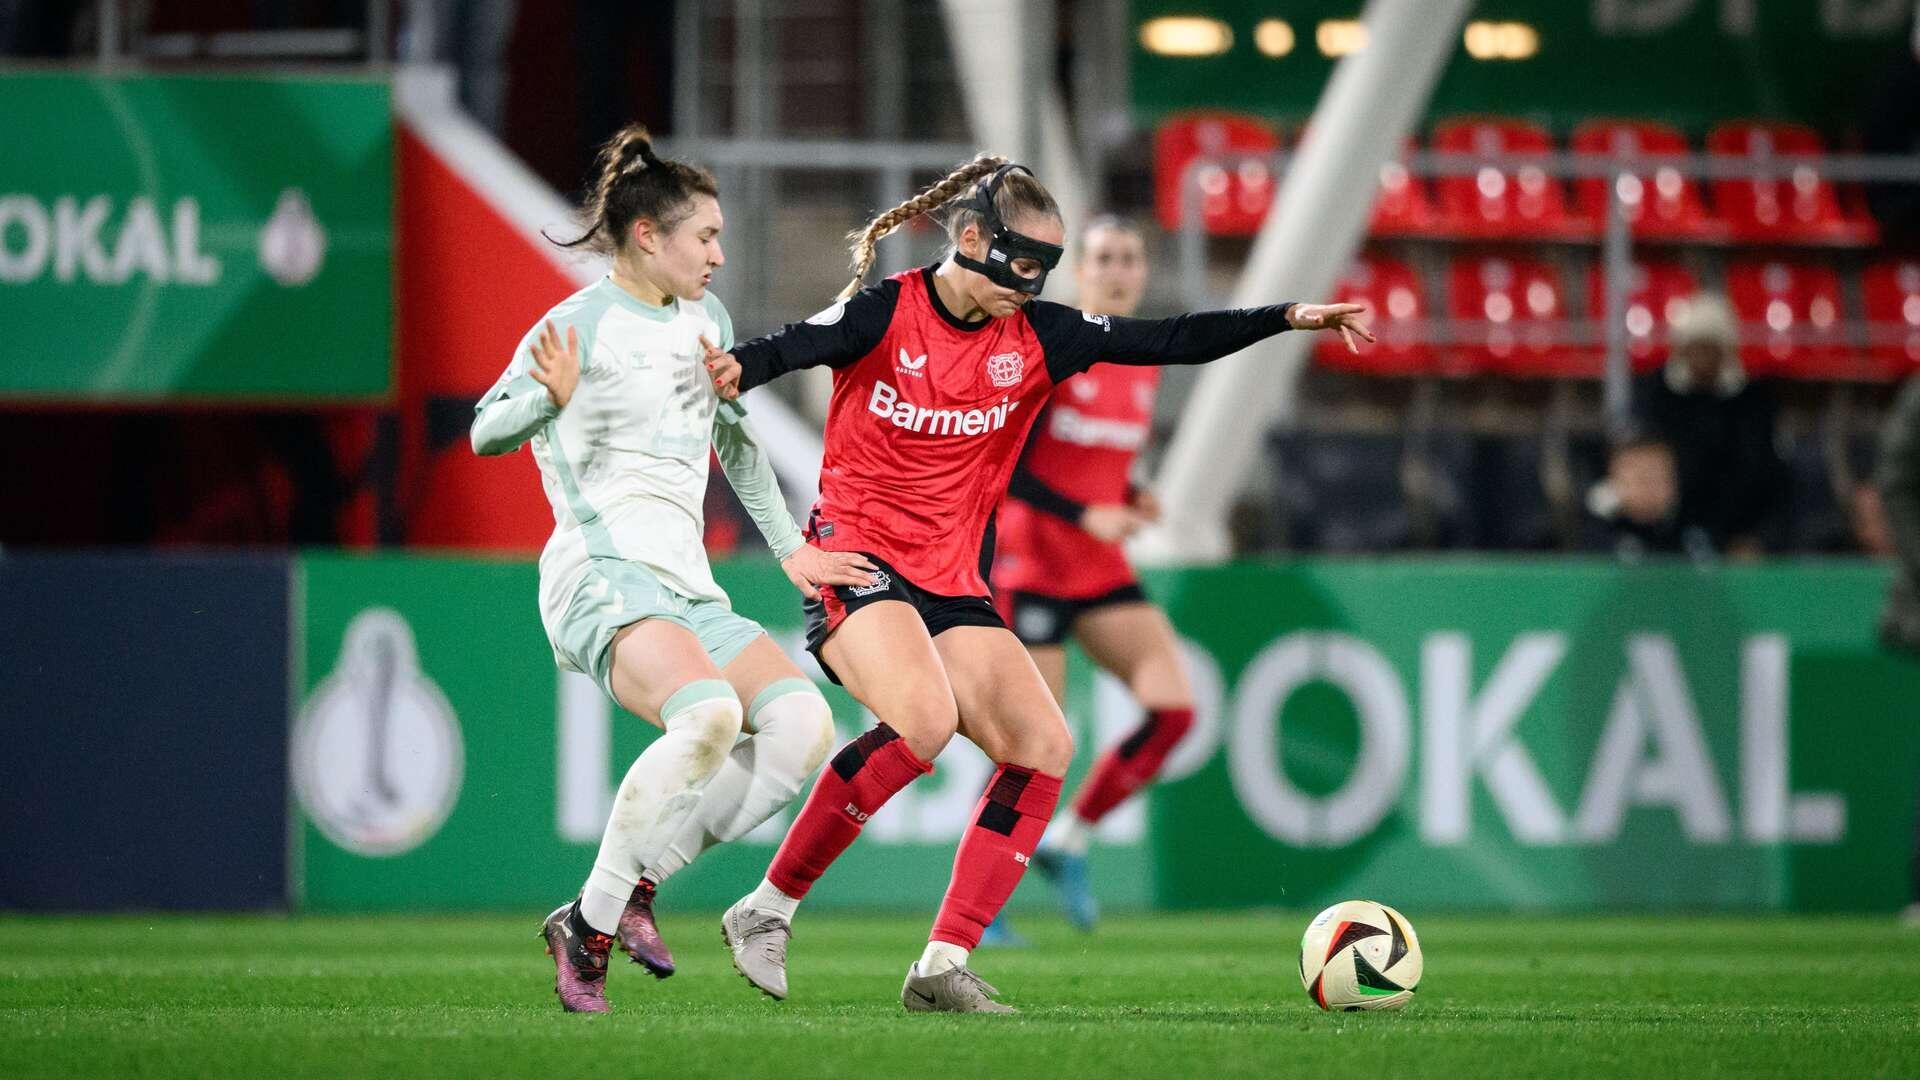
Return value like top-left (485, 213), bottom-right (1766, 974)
top-left (987, 350), bottom-right (1024, 387)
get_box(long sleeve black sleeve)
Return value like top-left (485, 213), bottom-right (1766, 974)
top-left (1028, 300), bottom-right (1297, 383)
top-left (731, 279), bottom-right (901, 393)
top-left (1007, 467), bottom-right (1087, 523)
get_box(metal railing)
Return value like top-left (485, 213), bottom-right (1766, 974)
top-left (93, 0), bottom-right (392, 65)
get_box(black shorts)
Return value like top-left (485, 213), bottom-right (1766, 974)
top-left (1003, 582), bottom-right (1150, 647)
top-left (802, 552), bottom-right (1006, 685)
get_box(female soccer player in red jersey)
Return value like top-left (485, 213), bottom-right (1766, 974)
top-left (704, 155), bottom-right (1370, 1012)
top-left (984, 216), bottom-right (1186, 941)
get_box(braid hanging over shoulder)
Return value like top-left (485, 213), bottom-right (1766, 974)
top-left (838, 153), bottom-right (1010, 300)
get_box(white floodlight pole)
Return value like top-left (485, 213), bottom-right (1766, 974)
top-left (1132, 0), bottom-right (1474, 563)
top-left (938, 0), bottom-right (1088, 296)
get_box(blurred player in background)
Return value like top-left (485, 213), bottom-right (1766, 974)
top-left (704, 155), bottom-right (1370, 1012)
top-left (983, 217), bottom-right (1194, 942)
top-left (471, 124), bottom-right (872, 1013)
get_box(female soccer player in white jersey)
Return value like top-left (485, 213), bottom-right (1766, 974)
top-left (471, 124), bottom-right (874, 1014)
top-left (703, 156), bottom-right (1368, 1012)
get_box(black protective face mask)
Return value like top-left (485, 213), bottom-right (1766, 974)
top-left (949, 164), bottom-right (1063, 296)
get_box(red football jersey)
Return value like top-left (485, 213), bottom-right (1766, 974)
top-left (994, 363), bottom-right (1160, 598)
top-left (730, 264), bottom-right (1297, 599)
top-left (809, 271), bottom-right (1056, 596)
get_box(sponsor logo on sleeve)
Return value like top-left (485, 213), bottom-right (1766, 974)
top-left (805, 300), bottom-right (848, 326)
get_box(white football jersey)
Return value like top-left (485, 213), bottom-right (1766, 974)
top-left (477, 278), bottom-right (738, 631)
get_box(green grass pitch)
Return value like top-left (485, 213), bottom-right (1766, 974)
top-left (4, 911), bottom-right (1918, 1078)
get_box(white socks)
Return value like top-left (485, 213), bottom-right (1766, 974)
top-left (1047, 813), bottom-right (1096, 858)
top-left (744, 877), bottom-right (802, 922)
top-left (644, 682), bottom-right (836, 887)
top-left (918, 940), bottom-right (970, 976)
top-left (579, 681), bottom-right (743, 934)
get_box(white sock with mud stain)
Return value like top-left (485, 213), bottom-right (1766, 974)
top-left (578, 679), bottom-right (742, 934)
top-left (641, 679), bottom-right (837, 889)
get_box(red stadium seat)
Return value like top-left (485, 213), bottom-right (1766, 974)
top-left (1725, 259), bottom-right (1850, 378)
top-left (1368, 138), bottom-right (1439, 237)
top-left (1431, 117), bottom-right (1586, 240)
top-left (1569, 120), bottom-right (1722, 242)
top-left (1319, 255), bottom-right (1431, 375)
top-left (1584, 260), bottom-right (1699, 373)
top-left (1706, 122), bottom-right (1877, 246)
top-left (1861, 259), bottom-right (1920, 382)
top-left (1448, 254), bottom-right (1577, 376)
top-left (1153, 112), bottom-right (1281, 236)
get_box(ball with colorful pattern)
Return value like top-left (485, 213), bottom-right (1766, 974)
top-left (1299, 900), bottom-right (1423, 1011)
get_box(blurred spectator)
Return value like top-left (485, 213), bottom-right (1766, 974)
top-left (1631, 294), bottom-right (1785, 558)
top-left (1853, 482), bottom-right (1897, 558)
top-left (1879, 376), bottom-right (1920, 654)
top-left (1585, 433), bottom-right (1713, 562)
top-left (401, 0), bottom-right (517, 132)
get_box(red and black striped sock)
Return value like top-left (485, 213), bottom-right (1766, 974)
top-left (1071, 706), bottom-right (1195, 824)
top-left (765, 724), bottom-right (932, 899)
top-left (929, 764), bottom-right (1063, 949)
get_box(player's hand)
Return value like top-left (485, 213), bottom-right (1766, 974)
top-left (702, 336), bottom-right (742, 400)
top-left (780, 544), bottom-right (878, 601)
top-left (528, 321), bottom-right (581, 408)
top-left (1129, 488), bottom-right (1163, 522)
top-left (1081, 504), bottom-right (1146, 543)
top-left (1286, 301), bottom-right (1376, 354)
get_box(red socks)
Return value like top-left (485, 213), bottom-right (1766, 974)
top-left (1071, 706), bottom-right (1195, 823)
top-left (765, 724), bottom-right (932, 899)
top-left (930, 764), bottom-right (1063, 949)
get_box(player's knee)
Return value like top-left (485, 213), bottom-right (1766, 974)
top-left (1024, 718), bottom-right (1075, 776)
top-left (749, 681), bottom-right (837, 775)
top-left (1129, 653), bottom-right (1194, 710)
top-left (887, 691), bottom-right (958, 760)
top-left (663, 681), bottom-right (745, 779)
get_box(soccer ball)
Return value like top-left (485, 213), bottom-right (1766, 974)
top-left (1299, 900), bottom-right (1422, 1011)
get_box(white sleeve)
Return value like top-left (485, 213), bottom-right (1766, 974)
top-left (470, 375), bottom-right (558, 456)
top-left (470, 326), bottom-right (559, 456)
top-left (711, 398), bottom-right (805, 560)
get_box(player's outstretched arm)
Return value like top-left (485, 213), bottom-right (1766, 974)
top-left (1281, 302), bottom-right (1375, 354)
top-left (472, 321), bottom-right (580, 455)
top-left (1033, 300), bottom-right (1373, 384)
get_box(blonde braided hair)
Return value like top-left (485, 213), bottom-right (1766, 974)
top-left (837, 153), bottom-right (1011, 300)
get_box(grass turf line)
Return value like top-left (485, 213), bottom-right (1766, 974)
top-left (3, 912), bottom-right (1917, 1079)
